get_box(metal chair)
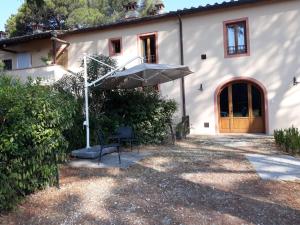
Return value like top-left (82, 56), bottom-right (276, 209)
top-left (109, 126), bottom-right (137, 151)
top-left (98, 130), bottom-right (121, 164)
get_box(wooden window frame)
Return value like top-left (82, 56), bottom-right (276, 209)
top-left (223, 17), bottom-right (250, 58)
top-left (137, 32), bottom-right (160, 91)
top-left (137, 32), bottom-right (159, 64)
top-left (109, 37), bottom-right (122, 56)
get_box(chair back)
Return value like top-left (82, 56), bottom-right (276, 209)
top-left (116, 126), bottom-right (133, 139)
top-left (98, 130), bottom-right (106, 146)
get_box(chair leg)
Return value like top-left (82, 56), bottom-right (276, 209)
top-left (117, 146), bottom-right (121, 164)
top-left (98, 148), bottom-right (103, 164)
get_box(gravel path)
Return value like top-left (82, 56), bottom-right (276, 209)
top-left (1, 135), bottom-right (300, 225)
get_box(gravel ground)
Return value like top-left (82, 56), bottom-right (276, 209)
top-left (1, 135), bottom-right (300, 225)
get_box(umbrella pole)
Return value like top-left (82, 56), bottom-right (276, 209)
top-left (84, 54), bottom-right (91, 149)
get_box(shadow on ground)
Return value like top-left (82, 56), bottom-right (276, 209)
top-left (1, 135), bottom-right (300, 225)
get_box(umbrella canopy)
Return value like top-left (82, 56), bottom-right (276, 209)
top-left (97, 63), bottom-right (193, 89)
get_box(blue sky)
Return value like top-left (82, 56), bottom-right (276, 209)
top-left (0, 0), bottom-right (224, 31)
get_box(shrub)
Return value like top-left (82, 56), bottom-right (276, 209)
top-left (0, 76), bottom-right (76, 212)
top-left (0, 61), bottom-right (4, 72)
top-left (100, 89), bottom-right (177, 144)
top-left (274, 127), bottom-right (300, 155)
top-left (54, 54), bottom-right (177, 149)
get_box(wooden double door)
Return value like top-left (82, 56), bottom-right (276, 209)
top-left (218, 82), bottom-right (265, 133)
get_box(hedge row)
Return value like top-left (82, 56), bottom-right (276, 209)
top-left (274, 127), bottom-right (300, 155)
top-left (0, 76), bottom-right (76, 212)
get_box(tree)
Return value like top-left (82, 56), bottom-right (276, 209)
top-left (66, 8), bottom-right (106, 28)
top-left (139, 0), bottom-right (164, 16)
top-left (5, 0), bottom-right (164, 37)
top-left (140, 0), bottom-right (155, 16)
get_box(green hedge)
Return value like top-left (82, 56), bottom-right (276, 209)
top-left (274, 127), bottom-right (300, 155)
top-left (99, 89), bottom-right (177, 144)
top-left (0, 76), bottom-right (76, 212)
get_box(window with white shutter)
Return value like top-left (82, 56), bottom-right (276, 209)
top-left (17, 53), bottom-right (32, 69)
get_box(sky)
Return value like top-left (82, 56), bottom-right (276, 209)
top-left (0, 0), bottom-right (224, 31)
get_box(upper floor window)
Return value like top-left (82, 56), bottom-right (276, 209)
top-left (2, 59), bottom-right (12, 70)
top-left (223, 18), bottom-right (250, 58)
top-left (109, 38), bottom-right (122, 56)
top-left (139, 33), bottom-right (157, 64)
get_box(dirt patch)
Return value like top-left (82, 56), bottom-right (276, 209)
top-left (1, 135), bottom-right (300, 225)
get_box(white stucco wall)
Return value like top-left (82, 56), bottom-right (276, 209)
top-left (0, 39), bottom-right (51, 70)
top-left (6, 65), bottom-right (68, 84)
top-left (181, 0), bottom-right (300, 134)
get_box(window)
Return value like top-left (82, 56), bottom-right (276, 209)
top-left (16, 52), bottom-right (31, 69)
top-left (223, 18), bottom-right (250, 57)
top-left (2, 59), bottom-right (12, 70)
top-left (139, 33), bottom-right (157, 64)
top-left (220, 87), bottom-right (229, 117)
top-left (109, 38), bottom-right (122, 56)
top-left (138, 32), bottom-right (159, 90)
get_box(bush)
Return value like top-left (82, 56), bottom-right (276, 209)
top-left (54, 54), bottom-right (177, 149)
top-left (0, 61), bottom-right (4, 72)
top-left (0, 76), bottom-right (76, 212)
top-left (274, 127), bottom-right (300, 155)
top-left (100, 89), bottom-right (177, 144)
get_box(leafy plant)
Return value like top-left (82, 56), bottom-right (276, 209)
top-left (0, 76), bottom-right (76, 212)
top-left (40, 53), bottom-right (52, 65)
top-left (0, 61), bottom-right (4, 72)
top-left (175, 122), bottom-right (184, 140)
top-left (274, 127), bottom-right (300, 155)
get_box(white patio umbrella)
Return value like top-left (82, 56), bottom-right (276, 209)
top-left (82, 54), bottom-right (193, 149)
top-left (96, 63), bottom-right (193, 89)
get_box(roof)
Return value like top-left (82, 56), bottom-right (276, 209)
top-left (0, 31), bottom-right (53, 46)
top-left (0, 0), bottom-right (276, 46)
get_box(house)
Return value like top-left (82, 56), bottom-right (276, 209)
top-left (1, 0), bottom-right (300, 135)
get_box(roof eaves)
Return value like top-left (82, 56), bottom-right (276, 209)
top-left (0, 31), bottom-right (53, 46)
top-left (0, 0), bottom-right (274, 45)
top-left (62, 0), bottom-right (265, 36)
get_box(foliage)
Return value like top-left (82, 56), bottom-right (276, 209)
top-left (5, 0), bottom-right (164, 37)
top-left (274, 127), bottom-right (300, 155)
top-left (0, 61), bottom-right (4, 72)
top-left (40, 53), bottom-right (52, 65)
top-left (101, 89), bottom-right (177, 144)
top-left (54, 54), bottom-right (176, 148)
top-left (0, 76), bottom-right (76, 212)
top-left (140, 0), bottom-right (157, 16)
top-left (66, 7), bottom-right (106, 28)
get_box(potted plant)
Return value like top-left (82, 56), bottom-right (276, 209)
top-left (40, 53), bottom-right (52, 65)
top-left (176, 122), bottom-right (184, 140)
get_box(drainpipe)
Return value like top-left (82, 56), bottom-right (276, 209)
top-left (51, 37), bottom-right (70, 60)
top-left (51, 32), bottom-right (57, 64)
top-left (177, 14), bottom-right (186, 118)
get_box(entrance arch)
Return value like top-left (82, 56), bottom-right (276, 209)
top-left (215, 77), bottom-right (268, 134)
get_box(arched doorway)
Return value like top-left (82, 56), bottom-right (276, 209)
top-left (217, 79), bottom-right (266, 133)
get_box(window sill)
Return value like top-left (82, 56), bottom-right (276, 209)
top-left (109, 53), bottom-right (122, 57)
top-left (225, 52), bottom-right (250, 59)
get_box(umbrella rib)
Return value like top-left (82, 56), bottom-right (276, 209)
top-left (160, 72), bottom-right (173, 81)
top-left (130, 74), bottom-right (145, 81)
top-left (145, 70), bottom-right (166, 82)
